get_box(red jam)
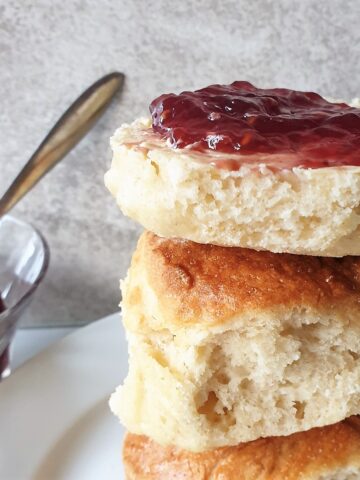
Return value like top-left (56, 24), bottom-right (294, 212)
top-left (150, 81), bottom-right (360, 169)
top-left (0, 294), bottom-right (8, 378)
top-left (0, 294), bottom-right (5, 313)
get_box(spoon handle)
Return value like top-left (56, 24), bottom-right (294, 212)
top-left (0, 72), bottom-right (124, 216)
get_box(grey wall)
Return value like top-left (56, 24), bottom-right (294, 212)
top-left (1, 0), bottom-right (359, 326)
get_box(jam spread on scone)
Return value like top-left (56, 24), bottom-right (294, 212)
top-left (150, 81), bottom-right (360, 169)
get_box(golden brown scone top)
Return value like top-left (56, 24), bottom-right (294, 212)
top-left (124, 231), bottom-right (360, 329)
top-left (123, 417), bottom-right (360, 480)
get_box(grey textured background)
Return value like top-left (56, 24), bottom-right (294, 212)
top-left (1, 0), bottom-right (359, 326)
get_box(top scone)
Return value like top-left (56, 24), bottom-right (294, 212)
top-left (105, 82), bottom-right (360, 256)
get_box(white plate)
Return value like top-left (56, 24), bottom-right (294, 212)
top-left (0, 314), bottom-right (127, 480)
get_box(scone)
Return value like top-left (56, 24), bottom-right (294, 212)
top-left (105, 82), bottom-right (360, 256)
top-left (110, 232), bottom-right (360, 452)
top-left (123, 417), bottom-right (360, 480)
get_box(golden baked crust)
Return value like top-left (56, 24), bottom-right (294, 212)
top-left (123, 417), bottom-right (360, 479)
top-left (112, 231), bottom-right (360, 450)
top-left (124, 231), bottom-right (360, 330)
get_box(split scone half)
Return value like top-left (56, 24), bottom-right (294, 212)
top-left (110, 232), bottom-right (360, 452)
top-left (123, 417), bottom-right (360, 480)
top-left (105, 100), bottom-right (360, 257)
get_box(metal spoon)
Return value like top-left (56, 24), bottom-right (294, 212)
top-left (0, 71), bottom-right (124, 216)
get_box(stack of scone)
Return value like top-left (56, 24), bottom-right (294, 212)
top-left (105, 81), bottom-right (360, 479)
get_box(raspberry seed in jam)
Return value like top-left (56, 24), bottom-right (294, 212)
top-left (150, 81), bottom-right (360, 169)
